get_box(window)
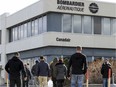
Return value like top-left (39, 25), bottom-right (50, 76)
top-left (12, 28), bottom-right (15, 41)
top-left (112, 19), bottom-right (116, 36)
top-left (20, 24), bottom-right (24, 39)
top-left (83, 16), bottom-right (92, 34)
top-left (27, 22), bottom-right (32, 37)
top-left (43, 16), bottom-right (47, 33)
top-left (39, 18), bottom-right (43, 34)
top-left (24, 23), bottom-right (28, 38)
top-left (31, 20), bottom-right (35, 36)
top-left (0, 30), bottom-right (1, 44)
top-left (94, 17), bottom-right (102, 34)
top-left (18, 26), bottom-right (21, 40)
top-left (0, 54), bottom-right (1, 61)
top-left (35, 19), bottom-right (39, 35)
top-left (63, 14), bottom-right (72, 33)
top-left (102, 18), bottom-right (111, 35)
top-left (73, 15), bottom-right (82, 33)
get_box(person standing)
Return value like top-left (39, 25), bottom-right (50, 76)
top-left (37, 56), bottom-right (50, 87)
top-left (67, 46), bottom-right (87, 87)
top-left (31, 60), bottom-right (39, 87)
top-left (55, 58), bottom-right (67, 87)
top-left (50, 57), bottom-right (58, 87)
top-left (5, 52), bottom-right (26, 87)
top-left (22, 64), bottom-right (31, 87)
top-left (101, 59), bottom-right (112, 87)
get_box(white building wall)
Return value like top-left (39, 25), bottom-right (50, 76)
top-left (0, 13), bottom-right (9, 79)
top-left (44, 0), bottom-right (116, 17)
top-left (6, 32), bottom-right (116, 54)
top-left (6, 0), bottom-right (116, 28)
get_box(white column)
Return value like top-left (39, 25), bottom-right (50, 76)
top-left (0, 13), bottom-right (9, 82)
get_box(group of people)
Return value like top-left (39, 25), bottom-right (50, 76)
top-left (5, 52), bottom-right (31, 87)
top-left (5, 46), bottom-right (112, 87)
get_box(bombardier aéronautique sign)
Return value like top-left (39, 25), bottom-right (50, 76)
top-left (57, 0), bottom-right (84, 12)
top-left (57, 0), bottom-right (99, 14)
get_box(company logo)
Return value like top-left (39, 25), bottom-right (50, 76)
top-left (89, 3), bottom-right (99, 13)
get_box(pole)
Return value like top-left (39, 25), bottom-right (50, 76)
top-left (86, 70), bottom-right (89, 87)
top-left (108, 69), bottom-right (111, 87)
top-left (7, 78), bottom-right (9, 87)
top-left (6, 73), bottom-right (9, 87)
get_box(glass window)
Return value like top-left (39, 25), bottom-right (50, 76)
top-left (14, 27), bottom-right (18, 41)
top-left (31, 20), bottom-right (35, 36)
top-left (35, 19), bottom-right (39, 35)
top-left (9, 29), bottom-right (13, 42)
top-left (63, 14), bottom-right (72, 33)
top-left (27, 22), bottom-right (32, 37)
top-left (24, 23), bottom-right (28, 38)
top-left (102, 18), bottom-right (111, 35)
top-left (83, 16), bottom-right (92, 34)
top-left (43, 16), bottom-right (47, 33)
top-left (94, 17), bottom-right (102, 34)
top-left (17, 26), bottom-right (21, 40)
top-left (12, 28), bottom-right (15, 41)
top-left (39, 18), bottom-right (43, 34)
top-left (112, 19), bottom-right (116, 36)
top-left (20, 24), bottom-right (24, 39)
top-left (73, 15), bottom-right (82, 33)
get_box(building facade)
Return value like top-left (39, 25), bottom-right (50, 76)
top-left (0, 0), bottom-right (116, 79)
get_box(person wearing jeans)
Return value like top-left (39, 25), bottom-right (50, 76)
top-left (101, 59), bottom-right (112, 87)
top-left (67, 46), bottom-right (87, 87)
top-left (71, 75), bottom-right (84, 87)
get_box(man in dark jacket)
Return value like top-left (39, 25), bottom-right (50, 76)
top-left (67, 46), bottom-right (87, 87)
top-left (31, 60), bottom-right (39, 87)
top-left (101, 59), bottom-right (112, 87)
top-left (55, 58), bottom-right (67, 87)
top-left (37, 56), bottom-right (50, 87)
top-left (50, 57), bottom-right (58, 87)
top-left (5, 52), bottom-right (26, 87)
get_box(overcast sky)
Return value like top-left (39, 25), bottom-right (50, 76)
top-left (0, 0), bottom-right (115, 15)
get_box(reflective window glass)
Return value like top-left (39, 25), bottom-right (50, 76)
top-left (43, 16), bottom-right (47, 33)
top-left (112, 19), bottom-right (116, 36)
top-left (39, 18), bottom-right (43, 34)
top-left (24, 23), bottom-right (28, 38)
top-left (35, 19), bottom-right (39, 35)
top-left (83, 16), bottom-right (92, 34)
top-left (73, 15), bottom-right (82, 33)
top-left (27, 22), bottom-right (32, 37)
top-left (94, 17), bottom-right (102, 34)
top-left (63, 14), bottom-right (72, 33)
top-left (102, 18), bottom-right (111, 35)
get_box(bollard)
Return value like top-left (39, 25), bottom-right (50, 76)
top-left (7, 78), bottom-right (9, 87)
top-left (108, 69), bottom-right (111, 87)
top-left (112, 73), bottom-right (114, 84)
top-left (86, 70), bottom-right (89, 87)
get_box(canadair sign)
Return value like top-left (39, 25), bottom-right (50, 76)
top-left (57, 0), bottom-right (99, 13)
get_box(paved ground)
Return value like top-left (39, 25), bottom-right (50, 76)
top-left (0, 85), bottom-right (36, 87)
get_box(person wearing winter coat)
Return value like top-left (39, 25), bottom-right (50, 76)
top-left (55, 58), bottom-right (67, 87)
top-left (101, 59), bottom-right (112, 87)
top-left (37, 56), bottom-right (50, 87)
top-left (22, 64), bottom-right (31, 87)
top-left (5, 52), bottom-right (26, 87)
top-left (50, 57), bottom-right (58, 87)
top-left (31, 60), bottom-right (39, 87)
